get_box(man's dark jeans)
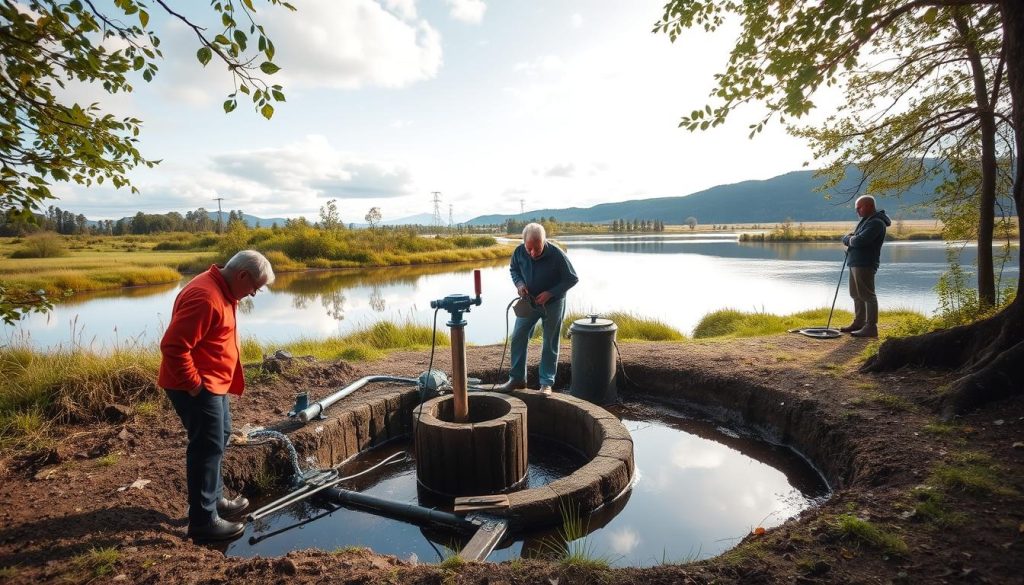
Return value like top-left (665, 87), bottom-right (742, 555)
top-left (165, 389), bottom-right (231, 525)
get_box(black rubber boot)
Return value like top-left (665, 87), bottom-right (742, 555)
top-left (187, 516), bottom-right (245, 541)
top-left (217, 495), bottom-right (249, 517)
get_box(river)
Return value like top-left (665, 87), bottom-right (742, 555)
top-left (9, 234), bottom-right (1019, 351)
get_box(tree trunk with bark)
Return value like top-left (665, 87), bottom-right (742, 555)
top-left (863, 0), bottom-right (1024, 418)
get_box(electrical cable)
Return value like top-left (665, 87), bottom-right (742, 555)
top-left (417, 306), bottom-right (441, 427)
top-left (612, 339), bottom-right (641, 392)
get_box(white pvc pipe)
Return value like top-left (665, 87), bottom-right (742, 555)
top-left (296, 376), bottom-right (418, 422)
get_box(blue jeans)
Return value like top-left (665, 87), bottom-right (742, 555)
top-left (509, 296), bottom-right (566, 387)
top-left (166, 389), bottom-right (231, 525)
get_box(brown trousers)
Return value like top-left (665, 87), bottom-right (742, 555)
top-left (848, 267), bottom-right (878, 327)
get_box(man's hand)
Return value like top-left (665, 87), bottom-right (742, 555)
top-left (535, 291), bottom-right (553, 305)
top-left (516, 284), bottom-right (530, 298)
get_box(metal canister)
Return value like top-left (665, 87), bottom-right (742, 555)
top-left (568, 315), bottom-right (618, 405)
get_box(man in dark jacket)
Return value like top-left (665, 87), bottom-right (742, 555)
top-left (495, 223), bottom-right (579, 395)
top-left (841, 196), bottom-right (891, 338)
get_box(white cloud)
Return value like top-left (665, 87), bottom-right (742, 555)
top-left (608, 527), bottom-right (640, 555)
top-left (152, 0), bottom-right (443, 105)
top-left (570, 13), bottom-right (584, 29)
top-left (671, 439), bottom-right (725, 470)
top-left (381, 0), bottom-right (417, 19)
top-left (541, 163), bottom-right (575, 178)
top-left (445, 0), bottom-right (486, 24)
top-left (59, 136), bottom-right (416, 218)
top-left (513, 55), bottom-right (565, 76)
top-left (266, 1), bottom-right (442, 89)
top-left (211, 135), bottom-right (415, 198)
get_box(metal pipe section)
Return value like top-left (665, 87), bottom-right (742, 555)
top-left (322, 486), bottom-right (477, 533)
top-left (297, 375), bottom-right (419, 422)
top-left (450, 326), bottom-right (468, 423)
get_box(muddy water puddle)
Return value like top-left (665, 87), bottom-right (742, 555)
top-left (225, 401), bottom-right (829, 566)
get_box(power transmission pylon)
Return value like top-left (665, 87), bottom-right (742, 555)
top-left (213, 197), bottom-right (225, 234)
top-left (431, 191), bottom-right (443, 229)
top-left (520, 199), bottom-right (525, 217)
top-left (448, 204), bottom-right (454, 230)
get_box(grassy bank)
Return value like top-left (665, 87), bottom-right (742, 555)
top-left (0, 305), bottom-right (948, 454)
top-left (693, 307), bottom-right (932, 339)
top-left (0, 230), bottom-right (513, 300)
top-left (737, 218), bottom-right (1019, 243)
top-left (560, 311), bottom-right (686, 341)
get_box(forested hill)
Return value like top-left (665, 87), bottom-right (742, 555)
top-left (467, 166), bottom-right (946, 225)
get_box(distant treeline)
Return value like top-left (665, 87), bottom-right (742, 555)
top-left (2, 205), bottom-right (674, 238)
top-left (0, 206), bottom-right (258, 236)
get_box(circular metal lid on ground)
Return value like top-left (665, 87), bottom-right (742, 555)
top-left (570, 314), bottom-right (617, 332)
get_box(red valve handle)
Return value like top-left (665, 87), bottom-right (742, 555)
top-left (473, 269), bottom-right (482, 297)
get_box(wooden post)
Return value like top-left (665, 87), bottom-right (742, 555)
top-left (451, 325), bottom-right (468, 423)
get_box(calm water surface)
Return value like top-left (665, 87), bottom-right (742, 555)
top-left (224, 402), bottom-right (828, 566)
top-left (12, 234), bottom-right (1019, 349)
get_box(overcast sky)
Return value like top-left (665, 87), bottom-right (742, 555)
top-left (54, 0), bottom-right (818, 222)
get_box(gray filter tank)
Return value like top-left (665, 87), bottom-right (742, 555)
top-left (568, 315), bottom-right (618, 405)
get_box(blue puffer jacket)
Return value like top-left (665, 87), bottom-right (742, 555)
top-left (842, 210), bottom-right (891, 269)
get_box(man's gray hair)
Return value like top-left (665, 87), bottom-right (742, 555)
top-left (522, 222), bottom-right (546, 241)
top-left (855, 195), bottom-right (876, 207)
top-left (226, 250), bottom-right (276, 286)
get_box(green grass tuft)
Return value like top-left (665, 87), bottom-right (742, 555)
top-left (96, 453), bottom-right (119, 467)
top-left (563, 311), bottom-right (685, 341)
top-left (534, 500), bottom-right (613, 570)
top-left (867, 392), bottom-right (912, 411)
top-left (438, 555), bottom-right (466, 570)
top-left (922, 422), bottom-right (957, 435)
top-left (72, 547), bottom-right (120, 578)
top-left (910, 488), bottom-right (966, 527)
top-left (928, 452), bottom-right (1018, 497)
top-left (829, 514), bottom-right (908, 555)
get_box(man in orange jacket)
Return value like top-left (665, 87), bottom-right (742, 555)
top-left (159, 250), bottom-right (275, 541)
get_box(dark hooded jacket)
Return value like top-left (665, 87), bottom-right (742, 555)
top-left (842, 210), bottom-right (891, 269)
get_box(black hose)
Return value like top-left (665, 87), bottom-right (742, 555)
top-left (322, 486), bottom-right (477, 533)
top-left (493, 297), bottom-right (518, 385)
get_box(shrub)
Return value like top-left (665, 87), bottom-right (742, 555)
top-left (9, 233), bottom-right (67, 258)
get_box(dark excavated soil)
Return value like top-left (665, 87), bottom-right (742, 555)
top-left (1, 335), bottom-right (1023, 584)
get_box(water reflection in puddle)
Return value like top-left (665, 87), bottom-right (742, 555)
top-left (225, 401), bottom-right (829, 566)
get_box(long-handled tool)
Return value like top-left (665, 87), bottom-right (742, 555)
top-left (793, 250), bottom-right (848, 339)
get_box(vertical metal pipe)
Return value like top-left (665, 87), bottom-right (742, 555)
top-left (451, 325), bottom-right (468, 422)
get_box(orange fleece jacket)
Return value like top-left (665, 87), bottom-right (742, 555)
top-left (158, 265), bottom-right (244, 396)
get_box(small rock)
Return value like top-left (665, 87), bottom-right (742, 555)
top-left (993, 419), bottom-right (1005, 426)
top-left (273, 407), bottom-right (284, 415)
top-left (103, 404), bottom-right (132, 423)
top-left (112, 574), bottom-right (128, 581)
top-left (117, 429), bottom-right (131, 441)
top-left (274, 558), bottom-right (298, 576)
top-left (129, 479), bottom-right (151, 490)
top-left (1012, 442), bottom-right (1023, 449)
top-left (33, 466), bottom-right (58, 481)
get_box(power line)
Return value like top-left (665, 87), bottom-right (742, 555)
top-left (213, 197), bottom-right (225, 234)
top-left (431, 191), bottom-right (443, 228)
